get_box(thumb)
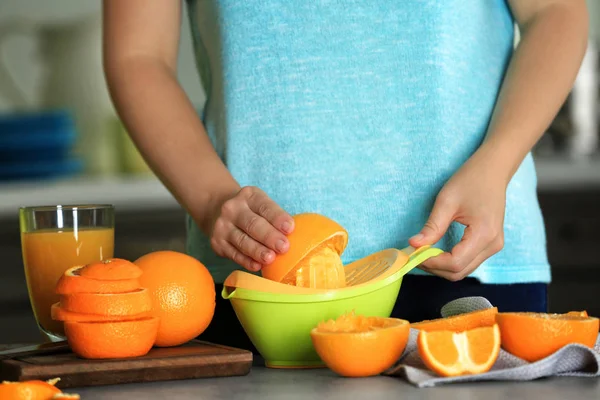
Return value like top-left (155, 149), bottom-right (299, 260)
top-left (410, 198), bottom-right (456, 247)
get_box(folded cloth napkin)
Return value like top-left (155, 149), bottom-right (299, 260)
top-left (384, 296), bottom-right (600, 388)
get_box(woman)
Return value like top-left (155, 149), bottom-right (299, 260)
top-left (102, 0), bottom-right (589, 351)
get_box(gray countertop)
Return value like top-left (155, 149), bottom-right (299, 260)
top-left (70, 367), bottom-right (600, 400)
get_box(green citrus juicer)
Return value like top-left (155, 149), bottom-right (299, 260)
top-left (222, 245), bottom-right (442, 368)
top-left (223, 245), bottom-right (435, 294)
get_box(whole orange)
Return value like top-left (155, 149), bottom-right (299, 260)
top-left (134, 251), bottom-right (216, 347)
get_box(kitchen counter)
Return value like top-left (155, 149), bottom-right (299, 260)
top-left (0, 157), bottom-right (599, 219)
top-left (70, 367), bottom-right (600, 399)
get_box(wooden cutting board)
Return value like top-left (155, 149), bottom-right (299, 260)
top-left (0, 340), bottom-right (252, 388)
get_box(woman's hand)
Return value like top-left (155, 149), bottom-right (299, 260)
top-left (409, 149), bottom-right (508, 281)
top-left (208, 186), bottom-right (295, 272)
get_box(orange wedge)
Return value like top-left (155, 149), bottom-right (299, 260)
top-left (59, 288), bottom-right (152, 316)
top-left (310, 312), bottom-right (410, 377)
top-left (496, 312), bottom-right (599, 362)
top-left (418, 324), bottom-right (501, 377)
top-left (55, 266), bottom-right (140, 295)
top-left (50, 302), bottom-right (151, 322)
top-left (78, 258), bottom-right (143, 280)
top-left (64, 317), bottom-right (159, 359)
top-left (261, 213), bottom-right (348, 289)
top-left (411, 307), bottom-right (498, 332)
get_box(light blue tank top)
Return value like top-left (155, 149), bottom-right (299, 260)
top-left (185, 0), bottom-right (551, 284)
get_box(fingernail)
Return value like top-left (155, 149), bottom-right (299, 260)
top-left (262, 251), bottom-right (274, 263)
top-left (410, 233), bottom-right (424, 242)
top-left (281, 221), bottom-right (293, 233)
top-left (276, 239), bottom-right (288, 252)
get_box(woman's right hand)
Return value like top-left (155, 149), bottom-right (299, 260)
top-left (209, 186), bottom-right (295, 272)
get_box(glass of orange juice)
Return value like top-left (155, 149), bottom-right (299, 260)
top-left (19, 204), bottom-right (115, 342)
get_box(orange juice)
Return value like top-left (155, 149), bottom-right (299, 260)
top-left (21, 227), bottom-right (114, 337)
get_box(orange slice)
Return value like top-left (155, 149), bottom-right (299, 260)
top-left (55, 266), bottom-right (141, 295)
top-left (0, 378), bottom-right (79, 399)
top-left (411, 307), bottom-right (498, 332)
top-left (51, 302), bottom-right (151, 322)
top-left (78, 258), bottom-right (143, 280)
top-left (59, 288), bottom-right (152, 316)
top-left (418, 324), bottom-right (501, 377)
top-left (310, 312), bottom-right (410, 377)
top-left (64, 317), bottom-right (159, 359)
top-left (496, 312), bottom-right (599, 362)
top-left (261, 213), bottom-right (348, 288)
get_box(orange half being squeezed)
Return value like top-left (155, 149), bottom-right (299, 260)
top-left (261, 213), bottom-right (348, 289)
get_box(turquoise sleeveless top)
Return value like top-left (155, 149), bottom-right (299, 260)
top-left (184, 0), bottom-right (551, 285)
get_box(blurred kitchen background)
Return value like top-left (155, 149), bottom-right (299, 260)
top-left (0, 1), bottom-right (599, 342)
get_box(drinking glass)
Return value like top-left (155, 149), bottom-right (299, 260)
top-left (19, 204), bottom-right (115, 342)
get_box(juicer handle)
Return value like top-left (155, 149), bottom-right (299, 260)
top-left (0, 18), bottom-right (36, 110)
top-left (398, 247), bottom-right (444, 277)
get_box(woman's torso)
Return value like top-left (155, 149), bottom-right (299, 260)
top-left (185, 0), bottom-right (551, 284)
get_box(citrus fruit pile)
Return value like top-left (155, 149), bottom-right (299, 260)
top-left (310, 311), bottom-right (410, 377)
top-left (52, 251), bottom-right (216, 359)
top-left (410, 307), bottom-right (599, 377)
top-left (262, 213), bottom-right (348, 289)
top-left (0, 378), bottom-right (79, 399)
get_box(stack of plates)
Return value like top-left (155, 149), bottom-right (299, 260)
top-left (0, 110), bottom-right (83, 181)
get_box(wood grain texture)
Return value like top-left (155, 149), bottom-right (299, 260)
top-left (0, 340), bottom-right (252, 388)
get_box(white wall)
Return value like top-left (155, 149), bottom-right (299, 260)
top-left (0, 0), bottom-right (206, 112)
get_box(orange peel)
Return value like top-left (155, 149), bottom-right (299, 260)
top-left (78, 258), bottom-right (143, 280)
top-left (64, 317), bottom-right (159, 359)
top-left (55, 266), bottom-right (140, 295)
top-left (411, 307), bottom-right (498, 332)
top-left (0, 378), bottom-right (79, 399)
top-left (51, 302), bottom-right (151, 322)
top-left (261, 213), bottom-right (348, 287)
top-left (496, 312), bottom-right (599, 362)
top-left (310, 312), bottom-right (409, 377)
top-left (59, 288), bottom-right (152, 316)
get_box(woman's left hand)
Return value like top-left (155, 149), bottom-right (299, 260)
top-left (408, 150), bottom-right (509, 281)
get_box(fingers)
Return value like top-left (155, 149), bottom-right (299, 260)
top-left (217, 240), bottom-right (263, 272)
top-left (420, 227), bottom-right (504, 281)
top-left (210, 186), bottom-right (294, 272)
top-left (234, 204), bottom-right (290, 255)
top-left (409, 192), bottom-right (457, 248)
top-left (242, 187), bottom-right (295, 234)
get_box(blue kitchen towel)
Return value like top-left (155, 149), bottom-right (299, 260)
top-left (385, 297), bottom-right (600, 387)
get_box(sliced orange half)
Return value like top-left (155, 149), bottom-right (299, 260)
top-left (411, 307), bottom-right (498, 332)
top-left (310, 312), bottom-right (410, 377)
top-left (418, 324), bottom-right (501, 377)
top-left (78, 258), bottom-right (143, 281)
top-left (496, 312), bottom-right (599, 362)
top-left (64, 317), bottom-right (159, 359)
top-left (50, 302), bottom-right (151, 322)
top-left (55, 266), bottom-right (141, 295)
top-left (59, 288), bottom-right (152, 316)
top-left (261, 213), bottom-right (348, 289)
